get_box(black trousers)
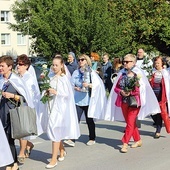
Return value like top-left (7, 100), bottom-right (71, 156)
top-left (151, 113), bottom-right (162, 133)
top-left (76, 105), bottom-right (96, 140)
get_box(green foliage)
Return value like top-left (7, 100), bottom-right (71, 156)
top-left (9, 0), bottom-right (170, 60)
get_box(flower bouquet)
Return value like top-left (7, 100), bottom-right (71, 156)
top-left (123, 74), bottom-right (140, 93)
top-left (123, 74), bottom-right (141, 107)
top-left (39, 64), bottom-right (51, 104)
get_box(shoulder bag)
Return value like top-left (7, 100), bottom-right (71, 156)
top-left (127, 95), bottom-right (138, 108)
top-left (9, 97), bottom-right (37, 139)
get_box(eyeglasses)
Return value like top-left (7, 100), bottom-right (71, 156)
top-left (17, 63), bottom-right (25, 66)
top-left (123, 61), bottom-right (133, 64)
top-left (78, 58), bottom-right (86, 62)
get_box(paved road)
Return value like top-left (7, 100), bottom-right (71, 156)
top-left (16, 118), bottom-right (170, 170)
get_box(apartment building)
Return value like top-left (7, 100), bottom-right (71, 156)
top-left (0, 0), bottom-right (30, 58)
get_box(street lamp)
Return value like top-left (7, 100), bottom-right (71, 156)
top-left (23, 19), bottom-right (29, 56)
top-left (27, 21), bottom-right (29, 57)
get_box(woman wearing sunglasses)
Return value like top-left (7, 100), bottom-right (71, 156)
top-left (105, 54), bottom-right (160, 153)
top-left (16, 54), bottom-right (43, 163)
top-left (64, 54), bottom-right (106, 147)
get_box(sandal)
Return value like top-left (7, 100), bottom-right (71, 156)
top-left (17, 156), bottom-right (25, 164)
top-left (25, 144), bottom-right (34, 158)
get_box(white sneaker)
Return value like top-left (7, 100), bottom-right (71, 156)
top-left (86, 140), bottom-right (95, 146)
top-left (63, 140), bottom-right (75, 147)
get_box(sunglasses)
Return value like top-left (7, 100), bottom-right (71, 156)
top-left (17, 63), bottom-right (25, 66)
top-left (123, 61), bottom-right (133, 64)
top-left (78, 58), bottom-right (86, 62)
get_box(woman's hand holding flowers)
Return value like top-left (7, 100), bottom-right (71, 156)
top-left (120, 90), bottom-right (130, 97)
top-left (48, 88), bottom-right (57, 95)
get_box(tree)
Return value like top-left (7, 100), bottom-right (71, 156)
top-left (10, 0), bottom-right (170, 59)
top-left (10, 0), bottom-right (117, 58)
top-left (110, 0), bottom-right (170, 56)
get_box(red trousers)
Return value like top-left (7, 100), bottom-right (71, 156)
top-left (121, 103), bottom-right (141, 144)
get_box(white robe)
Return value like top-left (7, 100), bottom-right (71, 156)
top-left (28, 65), bottom-right (37, 79)
top-left (21, 71), bottom-right (43, 139)
top-left (0, 120), bottom-right (14, 167)
top-left (0, 73), bottom-right (34, 108)
top-left (88, 70), bottom-right (107, 119)
top-left (39, 74), bottom-right (80, 142)
top-left (104, 66), bottom-right (161, 121)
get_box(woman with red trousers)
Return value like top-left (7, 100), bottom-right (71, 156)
top-left (105, 54), bottom-right (160, 153)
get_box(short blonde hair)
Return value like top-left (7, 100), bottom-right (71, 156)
top-left (78, 54), bottom-right (92, 67)
top-left (124, 54), bottom-right (136, 62)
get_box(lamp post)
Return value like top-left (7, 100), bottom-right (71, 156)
top-left (27, 20), bottom-right (29, 57)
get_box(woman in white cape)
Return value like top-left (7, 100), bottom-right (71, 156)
top-left (39, 55), bottom-right (80, 169)
top-left (16, 54), bottom-right (43, 163)
top-left (104, 54), bottom-right (161, 153)
top-left (63, 54), bottom-right (107, 147)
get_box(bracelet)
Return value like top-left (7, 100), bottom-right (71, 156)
top-left (14, 95), bottom-right (20, 101)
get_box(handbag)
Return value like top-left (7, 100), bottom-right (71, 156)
top-left (9, 97), bottom-right (37, 139)
top-left (127, 95), bottom-right (138, 108)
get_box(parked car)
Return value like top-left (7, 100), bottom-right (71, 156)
top-left (33, 58), bottom-right (47, 67)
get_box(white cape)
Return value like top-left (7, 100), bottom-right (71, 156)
top-left (88, 70), bottom-right (107, 119)
top-left (39, 74), bottom-right (80, 142)
top-left (0, 120), bottom-right (14, 167)
top-left (28, 65), bottom-right (37, 79)
top-left (21, 71), bottom-right (43, 139)
top-left (0, 73), bottom-right (34, 108)
top-left (104, 66), bottom-right (161, 121)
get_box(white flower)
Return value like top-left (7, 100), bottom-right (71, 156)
top-left (137, 74), bottom-right (142, 79)
top-left (42, 64), bottom-right (48, 69)
top-left (143, 52), bottom-right (147, 57)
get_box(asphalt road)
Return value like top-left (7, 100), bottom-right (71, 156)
top-left (16, 118), bottom-right (170, 170)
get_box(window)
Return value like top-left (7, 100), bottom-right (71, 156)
top-left (1, 34), bottom-right (10, 45)
top-left (1, 11), bottom-right (9, 22)
top-left (17, 33), bottom-right (26, 45)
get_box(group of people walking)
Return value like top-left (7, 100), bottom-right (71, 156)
top-left (0, 50), bottom-right (170, 169)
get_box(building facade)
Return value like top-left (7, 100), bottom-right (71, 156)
top-left (0, 0), bottom-right (30, 58)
